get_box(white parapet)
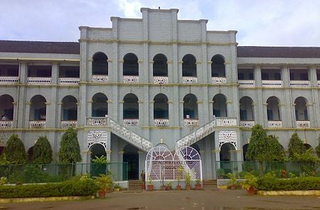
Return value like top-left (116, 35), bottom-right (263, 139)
top-left (238, 80), bottom-right (255, 88)
top-left (0, 121), bottom-right (13, 128)
top-left (59, 78), bottom-right (80, 85)
top-left (239, 121), bottom-right (255, 127)
top-left (184, 119), bottom-right (199, 127)
top-left (154, 119), bottom-right (169, 127)
top-left (27, 77), bottom-right (51, 85)
top-left (123, 76), bottom-right (139, 83)
top-left (92, 75), bottom-right (109, 83)
top-left (212, 77), bottom-right (227, 84)
top-left (0, 76), bottom-right (19, 84)
top-left (153, 76), bottom-right (168, 84)
top-left (296, 121), bottom-right (310, 128)
top-left (290, 80), bottom-right (310, 87)
top-left (29, 121), bottom-right (46, 128)
top-left (86, 117), bottom-right (108, 126)
top-left (123, 119), bottom-right (139, 126)
top-left (268, 121), bottom-right (282, 128)
top-left (262, 80), bottom-right (283, 87)
top-left (61, 121), bottom-right (77, 128)
top-left (182, 77), bottom-right (197, 84)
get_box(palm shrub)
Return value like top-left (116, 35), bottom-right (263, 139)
top-left (33, 136), bottom-right (53, 164)
top-left (0, 134), bottom-right (27, 165)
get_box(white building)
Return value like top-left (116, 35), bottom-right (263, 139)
top-left (1, 8), bottom-right (320, 180)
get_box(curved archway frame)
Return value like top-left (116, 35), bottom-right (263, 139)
top-left (145, 145), bottom-right (202, 185)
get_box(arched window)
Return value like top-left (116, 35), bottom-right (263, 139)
top-left (182, 54), bottom-right (197, 77)
top-left (220, 143), bottom-right (236, 162)
top-left (92, 52), bottom-right (108, 75)
top-left (92, 93), bottom-right (108, 117)
top-left (123, 53), bottom-right (138, 76)
top-left (62, 96), bottom-right (77, 120)
top-left (153, 54), bottom-right (168, 77)
top-left (213, 94), bottom-right (227, 117)
top-left (30, 95), bottom-right (46, 120)
top-left (239, 97), bottom-right (254, 121)
top-left (0, 94), bottom-right (14, 121)
top-left (295, 97), bottom-right (308, 121)
top-left (183, 94), bottom-right (198, 119)
top-left (211, 55), bottom-right (225, 77)
top-left (266, 97), bottom-right (281, 121)
top-left (123, 94), bottom-right (139, 119)
top-left (154, 94), bottom-right (169, 119)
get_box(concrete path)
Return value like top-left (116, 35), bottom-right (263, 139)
top-left (2, 189), bottom-right (320, 210)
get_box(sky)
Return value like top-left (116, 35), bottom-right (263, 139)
top-left (1, 0), bottom-right (320, 46)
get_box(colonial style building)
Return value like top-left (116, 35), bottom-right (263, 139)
top-left (1, 8), bottom-right (320, 180)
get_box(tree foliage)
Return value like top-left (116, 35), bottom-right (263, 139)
top-left (246, 124), bottom-right (285, 162)
top-left (288, 133), bottom-right (306, 159)
top-left (33, 136), bottom-right (53, 164)
top-left (58, 128), bottom-right (82, 163)
top-left (0, 134), bottom-right (27, 164)
top-left (315, 134), bottom-right (320, 158)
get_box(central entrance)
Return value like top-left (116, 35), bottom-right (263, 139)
top-left (123, 144), bottom-right (139, 180)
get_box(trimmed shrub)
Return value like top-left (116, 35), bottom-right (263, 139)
top-left (33, 136), bottom-right (53, 164)
top-left (0, 176), bottom-right (98, 198)
top-left (1, 135), bottom-right (27, 165)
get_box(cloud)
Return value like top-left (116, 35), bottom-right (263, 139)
top-left (116, 0), bottom-right (142, 17)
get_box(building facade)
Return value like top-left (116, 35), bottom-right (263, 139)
top-left (1, 8), bottom-right (320, 180)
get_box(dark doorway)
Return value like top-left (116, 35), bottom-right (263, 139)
top-left (123, 144), bottom-right (139, 180)
top-left (90, 144), bottom-right (107, 176)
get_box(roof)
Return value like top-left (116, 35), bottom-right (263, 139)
top-left (237, 46), bottom-right (320, 58)
top-left (0, 40), bottom-right (80, 54)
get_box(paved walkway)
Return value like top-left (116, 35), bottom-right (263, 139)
top-left (2, 189), bottom-right (320, 210)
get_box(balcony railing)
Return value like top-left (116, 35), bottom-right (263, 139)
top-left (182, 77), bottom-right (197, 84)
top-left (239, 121), bottom-right (255, 128)
top-left (59, 78), bottom-right (80, 85)
top-left (154, 119), bottom-right (169, 127)
top-left (61, 120), bottom-right (77, 128)
top-left (268, 121), bottom-right (282, 128)
top-left (123, 76), bottom-right (139, 83)
top-left (290, 80), bottom-right (310, 88)
top-left (153, 76), bottom-right (168, 85)
top-left (86, 117), bottom-right (108, 126)
top-left (29, 121), bottom-right (46, 129)
top-left (184, 119), bottom-right (199, 127)
top-left (92, 75), bottom-right (109, 83)
top-left (296, 121), bottom-right (310, 128)
top-left (123, 119), bottom-right (139, 126)
top-left (0, 121), bottom-right (13, 128)
top-left (0, 76), bottom-right (19, 84)
top-left (216, 118), bottom-right (237, 127)
top-left (212, 77), bottom-right (227, 84)
top-left (27, 77), bottom-right (51, 85)
top-left (238, 80), bottom-right (255, 88)
top-left (262, 80), bottom-right (283, 88)
top-left (318, 81), bottom-right (320, 87)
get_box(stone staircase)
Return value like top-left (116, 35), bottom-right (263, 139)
top-left (128, 180), bottom-right (143, 191)
top-left (202, 179), bottom-right (217, 190)
top-left (109, 118), bottom-right (153, 152)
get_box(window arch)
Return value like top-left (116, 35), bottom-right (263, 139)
top-left (213, 94), bottom-right (227, 117)
top-left (266, 96), bottom-right (281, 120)
top-left (92, 52), bottom-right (108, 75)
top-left (123, 94), bottom-right (139, 119)
top-left (0, 94), bottom-right (14, 121)
top-left (295, 97), bottom-right (308, 120)
top-left (153, 54), bottom-right (168, 77)
top-left (154, 94), bottom-right (169, 119)
top-left (183, 94), bottom-right (198, 119)
top-left (123, 53), bottom-right (138, 76)
top-left (211, 54), bottom-right (225, 77)
top-left (92, 93), bottom-right (108, 117)
top-left (239, 96), bottom-right (254, 121)
top-left (61, 96), bottom-right (77, 120)
top-left (30, 95), bottom-right (46, 120)
top-left (182, 54), bottom-right (197, 77)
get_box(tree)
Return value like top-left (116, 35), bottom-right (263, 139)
top-left (246, 124), bottom-right (269, 162)
top-left (0, 134), bottom-right (27, 164)
top-left (288, 133), bottom-right (306, 159)
top-left (58, 127), bottom-right (82, 163)
top-left (266, 135), bottom-right (285, 161)
top-left (33, 136), bottom-right (53, 164)
top-left (315, 134), bottom-right (320, 158)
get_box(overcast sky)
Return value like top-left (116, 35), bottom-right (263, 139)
top-left (1, 0), bottom-right (320, 46)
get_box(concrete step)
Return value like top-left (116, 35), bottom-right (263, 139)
top-left (203, 179), bottom-right (217, 190)
top-left (128, 180), bottom-right (143, 190)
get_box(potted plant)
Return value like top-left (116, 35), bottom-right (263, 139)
top-left (166, 181), bottom-right (172, 190)
top-left (241, 173), bottom-right (258, 195)
top-left (114, 183), bottom-right (121, 192)
top-left (227, 173), bottom-right (237, 190)
top-left (216, 168), bottom-right (225, 179)
top-left (95, 174), bottom-right (113, 198)
top-left (195, 179), bottom-right (202, 190)
top-left (176, 166), bottom-right (183, 190)
top-left (185, 173), bottom-right (191, 190)
top-left (147, 175), bottom-right (154, 191)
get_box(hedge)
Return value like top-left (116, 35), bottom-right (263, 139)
top-left (257, 176), bottom-right (320, 191)
top-left (0, 178), bottom-right (99, 198)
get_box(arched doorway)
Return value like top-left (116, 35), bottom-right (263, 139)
top-left (220, 143), bottom-right (236, 174)
top-left (90, 144), bottom-right (107, 176)
top-left (123, 144), bottom-right (139, 180)
top-left (27, 146), bottom-right (34, 163)
top-left (243, 144), bottom-right (249, 161)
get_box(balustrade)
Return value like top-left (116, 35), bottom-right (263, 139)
top-left (262, 80), bottom-right (283, 87)
top-left (27, 77), bottom-right (51, 85)
top-left (123, 119), bottom-right (139, 126)
top-left (153, 76), bottom-right (168, 84)
top-left (238, 80), bottom-right (255, 87)
top-left (0, 121), bottom-right (13, 128)
top-left (182, 77), bottom-right (197, 84)
top-left (61, 121), bottom-right (77, 128)
top-left (211, 77), bottom-right (227, 84)
top-left (59, 78), bottom-right (80, 85)
top-left (123, 76), bottom-right (139, 83)
top-left (290, 80), bottom-right (310, 87)
top-left (86, 117), bottom-right (108, 126)
top-left (29, 121), bottom-right (46, 128)
top-left (184, 119), bottom-right (199, 127)
top-left (296, 121), bottom-right (310, 128)
top-left (268, 121), bottom-right (282, 128)
top-left (154, 119), bottom-right (169, 127)
top-left (239, 121), bottom-right (255, 127)
top-left (92, 75), bottom-right (109, 83)
top-left (0, 76), bottom-right (19, 84)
